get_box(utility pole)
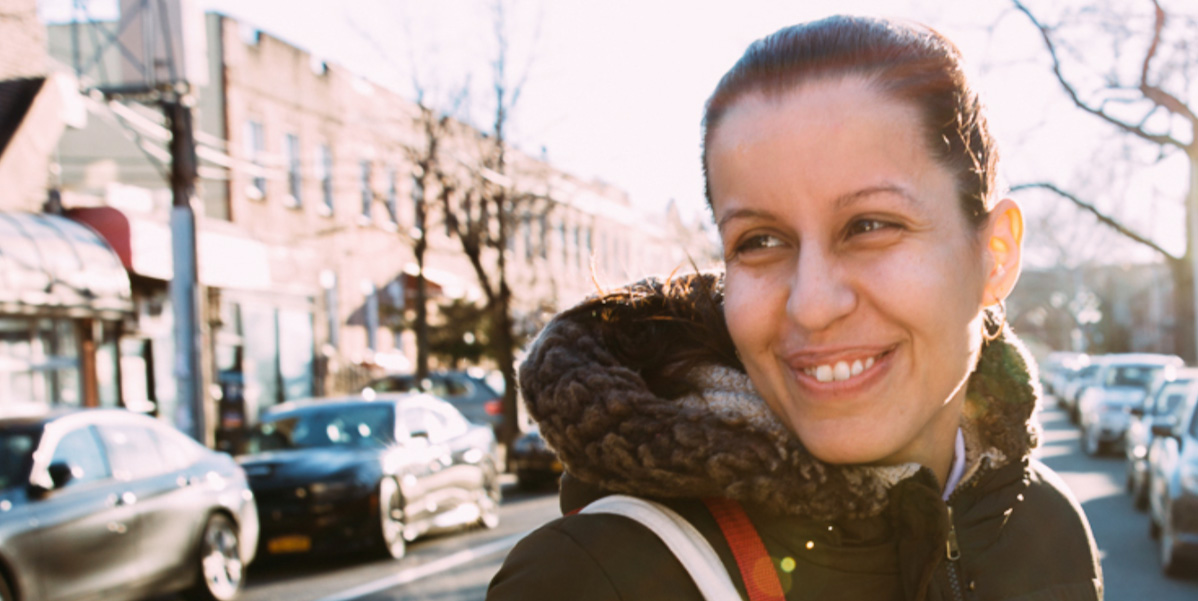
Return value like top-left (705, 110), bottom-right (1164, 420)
top-left (164, 91), bottom-right (205, 443)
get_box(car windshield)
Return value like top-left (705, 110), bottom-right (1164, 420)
top-left (247, 404), bottom-right (396, 452)
top-left (1104, 365), bottom-right (1161, 389)
top-left (0, 429), bottom-right (37, 492)
top-left (368, 377), bottom-right (418, 393)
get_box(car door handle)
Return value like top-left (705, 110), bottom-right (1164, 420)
top-left (108, 491), bottom-right (137, 506)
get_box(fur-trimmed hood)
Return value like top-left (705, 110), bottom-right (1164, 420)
top-left (519, 272), bottom-right (1042, 522)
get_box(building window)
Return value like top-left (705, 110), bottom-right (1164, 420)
top-left (559, 222), bottom-right (568, 267)
top-left (359, 160), bottom-right (372, 220)
top-left (363, 280), bottom-right (379, 352)
top-left (574, 225), bottom-right (582, 270)
top-left (321, 270), bottom-right (339, 348)
top-left (539, 214), bottom-right (548, 259)
top-left (386, 167), bottom-right (399, 224)
top-left (316, 144), bottom-right (333, 215)
top-left (523, 215), bottom-right (532, 263)
top-left (245, 120), bottom-right (266, 200)
top-left (285, 133), bottom-right (302, 208)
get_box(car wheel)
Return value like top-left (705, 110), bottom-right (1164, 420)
top-left (1149, 511), bottom-right (1162, 540)
top-left (1081, 426), bottom-right (1100, 457)
top-left (184, 513), bottom-right (243, 601)
top-left (376, 477), bottom-right (407, 560)
top-left (1133, 477), bottom-right (1150, 512)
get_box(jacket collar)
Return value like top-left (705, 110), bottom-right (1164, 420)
top-left (519, 273), bottom-right (1041, 521)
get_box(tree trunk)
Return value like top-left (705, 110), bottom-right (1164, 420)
top-left (415, 182), bottom-right (430, 381)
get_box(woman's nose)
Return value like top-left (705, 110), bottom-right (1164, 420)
top-left (785, 249), bottom-right (856, 332)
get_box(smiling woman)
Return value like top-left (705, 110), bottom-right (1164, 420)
top-left (488, 15), bottom-right (1102, 601)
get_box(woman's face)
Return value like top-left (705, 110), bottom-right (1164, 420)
top-left (708, 76), bottom-right (1006, 470)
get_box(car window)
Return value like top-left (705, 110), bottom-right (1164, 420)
top-left (150, 424), bottom-right (205, 471)
top-left (99, 424), bottom-right (168, 481)
top-left (430, 403), bottom-right (469, 439)
top-left (1152, 381), bottom-right (1192, 416)
top-left (50, 426), bottom-right (111, 487)
top-left (251, 404), bottom-right (396, 451)
top-left (1105, 365), bottom-right (1160, 389)
top-left (444, 378), bottom-right (470, 398)
top-left (402, 407), bottom-right (444, 441)
top-left (0, 430), bottom-right (36, 491)
top-left (370, 376), bottom-right (417, 393)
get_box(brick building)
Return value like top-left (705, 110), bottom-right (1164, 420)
top-left (42, 9), bottom-right (718, 441)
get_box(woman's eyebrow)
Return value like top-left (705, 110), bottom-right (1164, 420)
top-left (835, 185), bottom-right (921, 210)
top-left (716, 207), bottom-right (780, 231)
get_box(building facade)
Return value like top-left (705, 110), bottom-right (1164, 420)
top-left (41, 9), bottom-right (717, 443)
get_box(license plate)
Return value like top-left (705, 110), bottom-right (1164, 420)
top-left (268, 535), bottom-right (311, 554)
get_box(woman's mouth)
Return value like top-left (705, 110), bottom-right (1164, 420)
top-left (799, 351), bottom-right (889, 383)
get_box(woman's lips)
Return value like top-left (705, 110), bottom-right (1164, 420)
top-left (788, 348), bottom-right (894, 386)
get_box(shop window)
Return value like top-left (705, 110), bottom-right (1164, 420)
top-left (279, 309), bottom-right (314, 401)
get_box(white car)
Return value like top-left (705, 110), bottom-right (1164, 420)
top-left (1128, 367), bottom-right (1198, 510)
top-left (1079, 354), bottom-right (1184, 456)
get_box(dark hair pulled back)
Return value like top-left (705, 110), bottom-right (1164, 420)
top-left (702, 15), bottom-right (997, 228)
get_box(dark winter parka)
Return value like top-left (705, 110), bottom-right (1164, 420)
top-left (488, 274), bottom-right (1103, 601)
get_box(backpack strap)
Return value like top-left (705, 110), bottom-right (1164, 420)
top-left (703, 497), bottom-right (786, 601)
top-left (580, 494), bottom-right (742, 600)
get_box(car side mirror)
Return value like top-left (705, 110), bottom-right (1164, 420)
top-left (1129, 406), bottom-right (1145, 418)
top-left (48, 462), bottom-right (75, 489)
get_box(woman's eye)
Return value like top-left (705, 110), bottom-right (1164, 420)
top-left (734, 234), bottom-right (786, 253)
top-left (847, 218), bottom-right (896, 237)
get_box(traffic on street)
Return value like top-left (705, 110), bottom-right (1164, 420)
top-left (225, 403), bottom-right (1198, 600)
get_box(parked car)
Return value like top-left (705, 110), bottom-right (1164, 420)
top-left (1146, 382), bottom-right (1198, 577)
top-left (1041, 351), bottom-right (1088, 398)
top-left (1128, 367), bottom-right (1198, 510)
top-left (237, 393), bottom-right (501, 560)
top-left (509, 424), bottom-right (563, 489)
top-left (1060, 361), bottom-right (1102, 422)
top-left (1078, 353), bottom-right (1184, 456)
top-left (0, 408), bottom-right (259, 601)
top-left (363, 370), bottom-right (504, 433)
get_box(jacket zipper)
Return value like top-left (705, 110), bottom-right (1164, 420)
top-left (945, 506), bottom-right (966, 601)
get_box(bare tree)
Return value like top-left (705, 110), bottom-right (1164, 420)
top-left (1010, 0), bottom-right (1198, 360)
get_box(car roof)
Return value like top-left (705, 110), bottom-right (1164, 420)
top-left (1094, 353), bottom-right (1183, 366)
top-left (263, 392), bottom-right (445, 417)
top-left (0, 407), bottom-right (162, 431)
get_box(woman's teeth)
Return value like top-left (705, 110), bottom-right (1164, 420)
top-left (807, 356), bottom-right (877, 383)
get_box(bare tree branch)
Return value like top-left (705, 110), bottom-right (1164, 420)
top-left (1011, 0), bottom-right (1188, 149)
top-left (1012, 181), bottom-right (1178, 260)
top-left (1139, 0), bottom-right (1198, 123)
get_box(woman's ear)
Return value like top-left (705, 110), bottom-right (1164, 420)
top-left (983, 197), bottom-right (1023, 306)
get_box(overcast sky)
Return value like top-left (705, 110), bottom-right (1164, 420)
top-left (40, 0), bottom-right (1196, 266)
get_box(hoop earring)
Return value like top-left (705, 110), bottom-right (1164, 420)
top-left (982, 299), bottom-right (1006, 343)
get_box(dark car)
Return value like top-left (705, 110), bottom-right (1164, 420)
top-left (1146, 379), bottom-right (1198, 577)
top-left (237, 393), bottom-right (501, 560)
top-left (509, 425), bottom-right (562, 489)
top-left (1128, 367), bottom-right (1198, 510)
top-left (0, 408), bottom-right (259, 601)
top-left (363, 370), bottom-right (504, 433)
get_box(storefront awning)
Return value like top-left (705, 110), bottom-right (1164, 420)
top-left (0, 211), bottom-right (132, 318)
top-left (67, 206), bottom-right (273, 291)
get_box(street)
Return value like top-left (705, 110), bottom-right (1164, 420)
top-left (225, 403), bottom-right (1198, 601)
